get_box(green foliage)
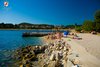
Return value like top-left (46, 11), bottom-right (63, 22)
top-left (94, 10), bottom-right (100, 32)
top-left (75, 26), bottom-right (82, 32)
top-left (95, 10), bottom-right (100, 20)
top-left (65, 25), bottom-right (75, 29)
top-left (0, 22), bottom-right (55, 29)
top-left (82, 20), bottom-right (94, 31)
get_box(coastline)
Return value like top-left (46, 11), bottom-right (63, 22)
top-left (1, 32), bottom-right (100, 67)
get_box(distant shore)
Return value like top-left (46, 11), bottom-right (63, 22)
top-left (0, 28), bottom-right (69, 30)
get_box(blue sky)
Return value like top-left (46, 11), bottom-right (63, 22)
top-left (0, 0), bottom-right (100, 25)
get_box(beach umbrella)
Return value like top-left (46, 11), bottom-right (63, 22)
top-left (64, 31), bottom-right (69, 35)
top-left (63, 31), bottom-right (69, 37)
top-left (4, 1), bottom-right (9, 7)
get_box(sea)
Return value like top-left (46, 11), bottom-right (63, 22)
top-left (0, 30), bottom-right (51, 66)
top-left (0, 30), bottom-right (46, 50)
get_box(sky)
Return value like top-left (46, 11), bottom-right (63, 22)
top-left (0, 0), bottom-right (100, 25)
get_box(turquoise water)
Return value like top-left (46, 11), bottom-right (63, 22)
top-left (0, 30), bottom-right (44, 50)
top-left (0, 30), bottom-right (46, 66)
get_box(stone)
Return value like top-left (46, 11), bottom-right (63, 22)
top-left (22, 58), bottom-right (26, 65)
top-left (50, 54), bottom-right (55, 61)
top-left (63, 51), bottom-right (67, 55)
top-left (45, 49), bottom-right (49, 54)
top-left (42, 64), bottom-right (48, 67)
top-left (30, 50), bottom-right (35, 55)
top-left (55, 52), bottom-right (60, 60)
top-left (35, 46), bottom-right (39, 49)
top-left (62, 59), bottom-right (68, 67)
top-left (48, 61), bottom-right (56, 67)
top-left (39, 46), bottom-right (42, 50)
top-left (19, 64), bottom-right (23, 67)
top-left (56, 47), bottom-right (60, 50)
top-left (55, 60), bottom-right (62, 67)
top-left (50, 46), bottom-right (52, 49)
top-left (59, 51), bottom-right (63, 57)
top-left (60, 46), bottom-right (62, 50)
top-left (63, 52), bottom-right (68, 59)
top-left (72, 59), bottom-right (79, 65)
top-left (64, 47), bottom-right (67, 51)
top-left (48, 60), bottom-right (62, 67)
top-left (25, 54), bottom-right (29, 57)
top-left (26, 64), bottom-right (31, 67)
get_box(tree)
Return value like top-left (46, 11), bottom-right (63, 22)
top-left (82, 20), bottom-right (94, 31)
top-left (75, 26), bottom-right (82, 32)
top-left (94, 10), bottom-right (100, 32)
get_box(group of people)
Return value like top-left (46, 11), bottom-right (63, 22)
top-left (47, 32), bottom-right (63, 40)
top-left (46, 31), bottom-right (82, 41)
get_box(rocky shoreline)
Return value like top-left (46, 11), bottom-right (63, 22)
top-left (13, 39), bottom-right (80, 67)
top-left (1, 33), bottom-right (100, 67)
